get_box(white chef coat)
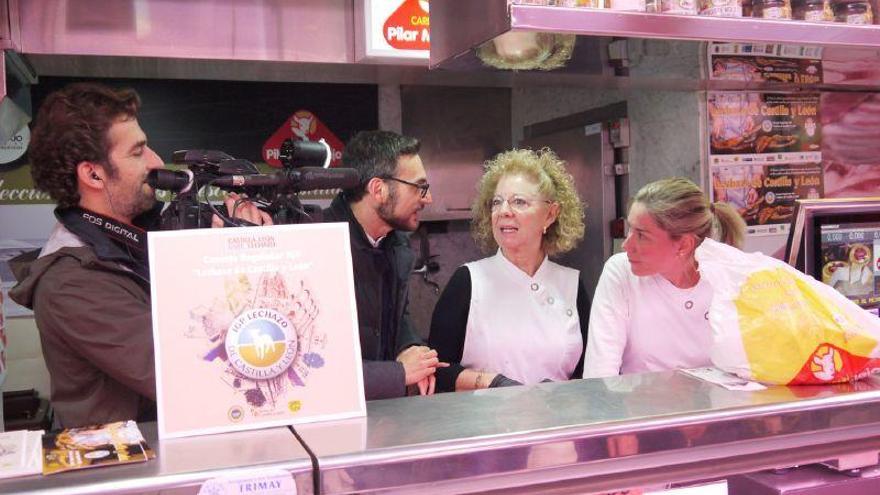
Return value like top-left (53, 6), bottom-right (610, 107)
top-left (461, 251), bottom-right (582, 384)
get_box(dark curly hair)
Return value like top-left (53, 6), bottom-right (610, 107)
top-left (29, 82), bottom-right (141, 208)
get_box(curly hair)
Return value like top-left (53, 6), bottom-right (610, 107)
top-left (472, 148), bottom-right (585, 257)
top-left (29, 82), bottom-right (141, 208)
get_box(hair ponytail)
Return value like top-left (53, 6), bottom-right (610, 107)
top-left (710, 201), bottom-right (746, 249)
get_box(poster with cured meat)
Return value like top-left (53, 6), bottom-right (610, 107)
top-left (148, 224), bottom-right (365, 439)
top-left (708, 92), bottom-right (822, 165)
top-left (711, 162), bottom-right (824, 236)
top-left (821, 92), bottom-right (880, 199)
top-left (709, 42), bottom-right (823, 84)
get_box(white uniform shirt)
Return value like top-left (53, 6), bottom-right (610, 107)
top-left (462, 251), bottom-right (582, 384)
top-left (583, 253), bottom-right (714, 378)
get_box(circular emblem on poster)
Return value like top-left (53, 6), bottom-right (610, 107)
top-left (0, 126), bottom-right (28, 164)
top-left (0, 126), bottom-right (29, 172)
top-left (225, 308), bottom-right (298, 380)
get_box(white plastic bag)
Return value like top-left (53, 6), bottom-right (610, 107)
top-left (696, 238), bottom-right (880, 385)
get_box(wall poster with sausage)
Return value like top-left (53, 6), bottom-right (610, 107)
top-left (711, 162), bottom-right (824, 236)
top-left (709, 42), bottom-right (823, 85)
top-left (708, 91), bottom-right (823, 236)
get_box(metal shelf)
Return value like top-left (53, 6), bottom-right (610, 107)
top-left (430, 1), bottom-right (880, 70)
top-left (511, 4), bottom-right (880, 47)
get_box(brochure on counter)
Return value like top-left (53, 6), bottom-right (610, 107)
top-left (41, 420), bottom-right (153, 475)
top-left (0, 429), bottom-right (43, 479)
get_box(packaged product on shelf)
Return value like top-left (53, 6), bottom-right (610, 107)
top-left (662, 0), bottom-right (700, 13)
top-left (700, 0), bottom-right (744, 16)
top-left (793, 0), bottom-right (836, 20)
top-left (556, 0), bottom-right (604, 6)
top-left (610, 0), bottom-right (647, 10)
top-left (831, 0), bottom-right (874, 23)
top-left (753, 0), bottom-right (793, 17)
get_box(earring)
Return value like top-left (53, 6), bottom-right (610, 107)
top-left (543, 226), bottom-right (547, 235)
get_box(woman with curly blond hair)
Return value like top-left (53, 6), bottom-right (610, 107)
top-left (428, 148), bottom-right (589, 392)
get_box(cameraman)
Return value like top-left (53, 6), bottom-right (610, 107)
top-left (9, 82), bottom-right (271, 428)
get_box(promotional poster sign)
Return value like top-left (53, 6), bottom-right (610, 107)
top-left (0, 126), bottom-right (52, 206)
top-left (262, 110), bottom-right (345, 169)
top-left (148, 224), bottom-right (365, 439)
top-left (711, 162), bottom-right (823, 236)
top-left (357, 0), bottom-right (430, 62)
top-left (709, 42), bottom-right (823, 84)
top-left (708, 92), bottom-right (822, 166)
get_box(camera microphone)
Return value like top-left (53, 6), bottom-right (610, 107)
top-left (172, 149), bottom-right (235, 165)
top-left (279, 139), bottom-right (332, 169)
top-left (289, 167), bottom-right (360, 190)
top-left (147, 169), bottom-right (194, 193)
top-left (211, 167), bottom-right (360, 191)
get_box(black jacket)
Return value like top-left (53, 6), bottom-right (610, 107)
top-left (324, 194), bottom-right (423, 400)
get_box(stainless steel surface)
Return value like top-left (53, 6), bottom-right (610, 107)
top-left (18, 0), bottom-right (353, 63)
top-left (509, 5), bottom-right (880, 47)
top-left (0, 0), bottom-right (18, 50)
top-left (431, 1), bottom-right (880, 70)
top-left (297, 371), bottom-right (880, 494)
top-left (429, 0), bottom-right (511, 72)
top-left (0, 424), bottom-right (315, 495)
top-left (430, 2), bottom-right (880, 92)
top-left (729, 463), bottom-right (880, 495)
top-left (4, 373), bottom-right (880, 494)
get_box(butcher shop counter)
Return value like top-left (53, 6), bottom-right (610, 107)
top-left (4, 370), bottom-right (880, 494)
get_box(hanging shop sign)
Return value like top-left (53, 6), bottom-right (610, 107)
top-left (149, 223), bottom-right (365, 439)
top-left (709, 42), bottom-right (823, 84)
top-left (262, 110), bottom-right (345, 169)
top-left (356, 0), bottom-right (430, 62)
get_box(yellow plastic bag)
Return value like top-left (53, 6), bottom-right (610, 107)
top-left (696, 239), bottom-right (880, 385)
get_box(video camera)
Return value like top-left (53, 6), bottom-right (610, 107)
top-left (148, 139), bottom-right (359, 228)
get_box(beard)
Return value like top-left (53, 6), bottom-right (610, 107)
top-left (377, 185), bottom-right (419, 232)
top-left (108, 179), bottom-right (156, 222)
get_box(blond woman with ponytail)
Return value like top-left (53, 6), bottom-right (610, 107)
top-left (584, 177), bottom-right (746, 378)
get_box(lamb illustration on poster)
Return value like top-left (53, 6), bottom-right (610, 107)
top-left (148, 223), bottom-right (365, 439)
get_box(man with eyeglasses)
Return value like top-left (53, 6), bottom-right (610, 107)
top-left (324, 130), bottom-right (446, 400)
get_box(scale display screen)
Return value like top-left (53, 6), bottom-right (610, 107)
top-left (818, 221), bottom-right (880, 311)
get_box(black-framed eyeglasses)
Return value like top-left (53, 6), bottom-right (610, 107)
top-left (383, 176), bottom-right (430, 198)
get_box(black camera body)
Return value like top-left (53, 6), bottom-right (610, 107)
top-left (150, 139), bottom-right (358, 229)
